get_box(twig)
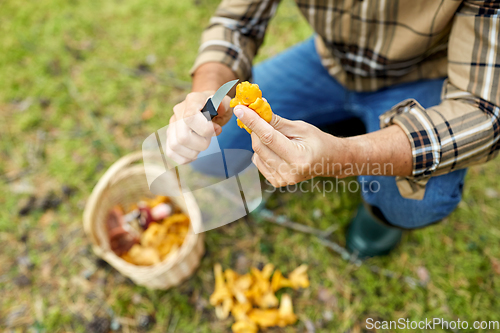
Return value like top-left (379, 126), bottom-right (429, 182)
top-left (167, 312), bottom-right (179, 333)
top-left (256, 209), bottom-right (422, 288)
top-left (207, 179), bottom-right (422, 287)
top-left (258, 209), bottom-right (339, 238)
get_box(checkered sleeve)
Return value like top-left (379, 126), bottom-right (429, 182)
top-left (380, 1), bottom-right (500, 200)
top-left (190, 0), bottom-right (280, 81)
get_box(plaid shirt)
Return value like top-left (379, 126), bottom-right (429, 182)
top-left (191, 0), bottom-right (500, 199)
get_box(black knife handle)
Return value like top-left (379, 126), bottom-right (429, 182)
top-left (201, 98), bottom-right (218, 121)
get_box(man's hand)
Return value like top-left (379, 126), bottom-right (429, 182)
top-left (233, 103), bottom-right (413, 188)
top-left (165, 62), bottom-right (237, 165)
top-left (166, 91), bottom-right (231, 165)
top-left (233, 105), bottom-right (345, 187)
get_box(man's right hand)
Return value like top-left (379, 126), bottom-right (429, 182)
top-left (165, 90), bottom-right (232, 165)
top-left (165, 62), bottom-right (238, 165)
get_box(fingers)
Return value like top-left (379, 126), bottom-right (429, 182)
top-left (166, 114), bottom-right (211, 165)
top-left (165, 121), bottom-right (197, 164)
top-left (213, 123), bottom-right (223, 136)
top-left (167, 91), bottom-right (221, 165)
top-left (212, 95), bottom-right (233, 132)
top-left (183, 111), bottom-right (215, 138)
top-left (234, 105), bottom-right (293, 161)
top-left (252, 154), bottom-right (285, 188)
top-left (268, 113), bottom-right (298, 135)
top-left (250, 132), bottom-right (285, 171)
top-left (173, 93), bottom-right (217, 138)
top-left (165, 143), bottom-right (194, 165)
top-left (174, 118), bottom-right (211, 151)
top-left (216, 95), bottom-right (231, 117)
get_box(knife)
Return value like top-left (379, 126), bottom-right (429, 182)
top-left (200, 79), bottom-right (239, 121)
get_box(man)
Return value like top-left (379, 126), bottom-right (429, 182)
top-left (166, 0), bottom-right (499, 257)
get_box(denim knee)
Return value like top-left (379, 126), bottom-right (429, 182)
top-left (360, 169), bottom-right (467, 229)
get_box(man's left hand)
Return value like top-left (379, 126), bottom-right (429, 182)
top-left (233, 105), bottom-right (347, 187)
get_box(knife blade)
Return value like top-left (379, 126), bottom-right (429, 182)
top-left (200, 79), bottom-right (239, 121)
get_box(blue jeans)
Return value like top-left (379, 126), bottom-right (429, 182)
top-left (194, 37), bottom-right (466, 229)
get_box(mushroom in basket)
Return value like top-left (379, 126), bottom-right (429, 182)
top-left (105, 195), bottom-right (190, 266)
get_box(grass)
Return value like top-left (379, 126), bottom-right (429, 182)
top-left (1, 0), bottom-right (499, 332)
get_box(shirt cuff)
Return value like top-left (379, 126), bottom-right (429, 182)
top-left (190, 26), bottom-right (254, 81)
top-left (380, 99), bottom-right (442, 200)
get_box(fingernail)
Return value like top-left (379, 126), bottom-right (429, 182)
top-left (234, 106), bottom-right (244, 118)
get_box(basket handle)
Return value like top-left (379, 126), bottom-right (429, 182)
top-left (83, 151), bottom-right (146, 247)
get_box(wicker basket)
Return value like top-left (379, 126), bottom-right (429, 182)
top-left (83, 151), bottom-right (205, 289)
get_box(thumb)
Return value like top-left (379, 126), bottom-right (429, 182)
top-left (234, 105), bottom-right (293, 159)
top-left (234, 105), bottom-right (272, 136)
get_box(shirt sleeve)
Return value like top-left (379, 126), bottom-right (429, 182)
top-left (190, 0), bottom-right (280, 81)
top-left (380, 0), bottom-right (500, 200)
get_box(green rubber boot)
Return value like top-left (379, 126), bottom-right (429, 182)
top-left (346, 204), bottom-right (402, 258)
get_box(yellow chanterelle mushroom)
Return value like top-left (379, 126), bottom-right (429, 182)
top-left (277, 294), bottom-right (298, 327)
top-left (211, 263), bottom-right (309, 331)
top-left (231, 318), bottom-right (258, 333)
top-left (230, 81), bottom-right (273, 134)
top-left (210, 263), bottom-right (234, 319)
top-left (271, 269), bottom-right (292, 292)
top-left (248, 309), bottom-right (280, 328)
top-left (288, 264), bottom-right (310, 289)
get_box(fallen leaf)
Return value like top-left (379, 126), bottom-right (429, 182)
top-left (11, 180), bottom-right (35, 195)
top-left (141, 109), bottom-right (154, 120)
top-left (485, 188), bottom-right (499, 198)
top-left (14, 98), bottom-right (33, 112)
top-left (489, 256), bottom-right (500, 275)
top-left (17, 255), bottom-right (33, 270)
top-left (322, 310), bottom-right (334, 322)
top-left (442, 235), bottom-right (453, 246)
top-left (351, 323), bottom-right (361, 333)
top-left (303, 318), bottom-right (315, 333)
top-left (317, 287), bottom-right (337, 307)
top-left (132, 293), bottom-right (142, 304)
top-left (146, 54), bottom-right (157, 65)
top-left (235, 254), bottom-right (250, 273)
top-left (5, 305), bottom-right (28, 327)
top-left (399, 252), bottom-right (409, 265)
top-left (417, 266), bottom-right (430, 285)
top-left (39, 211), bottom-right (55, 227)
top-left (41, 262), bottom-right (52, 279)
